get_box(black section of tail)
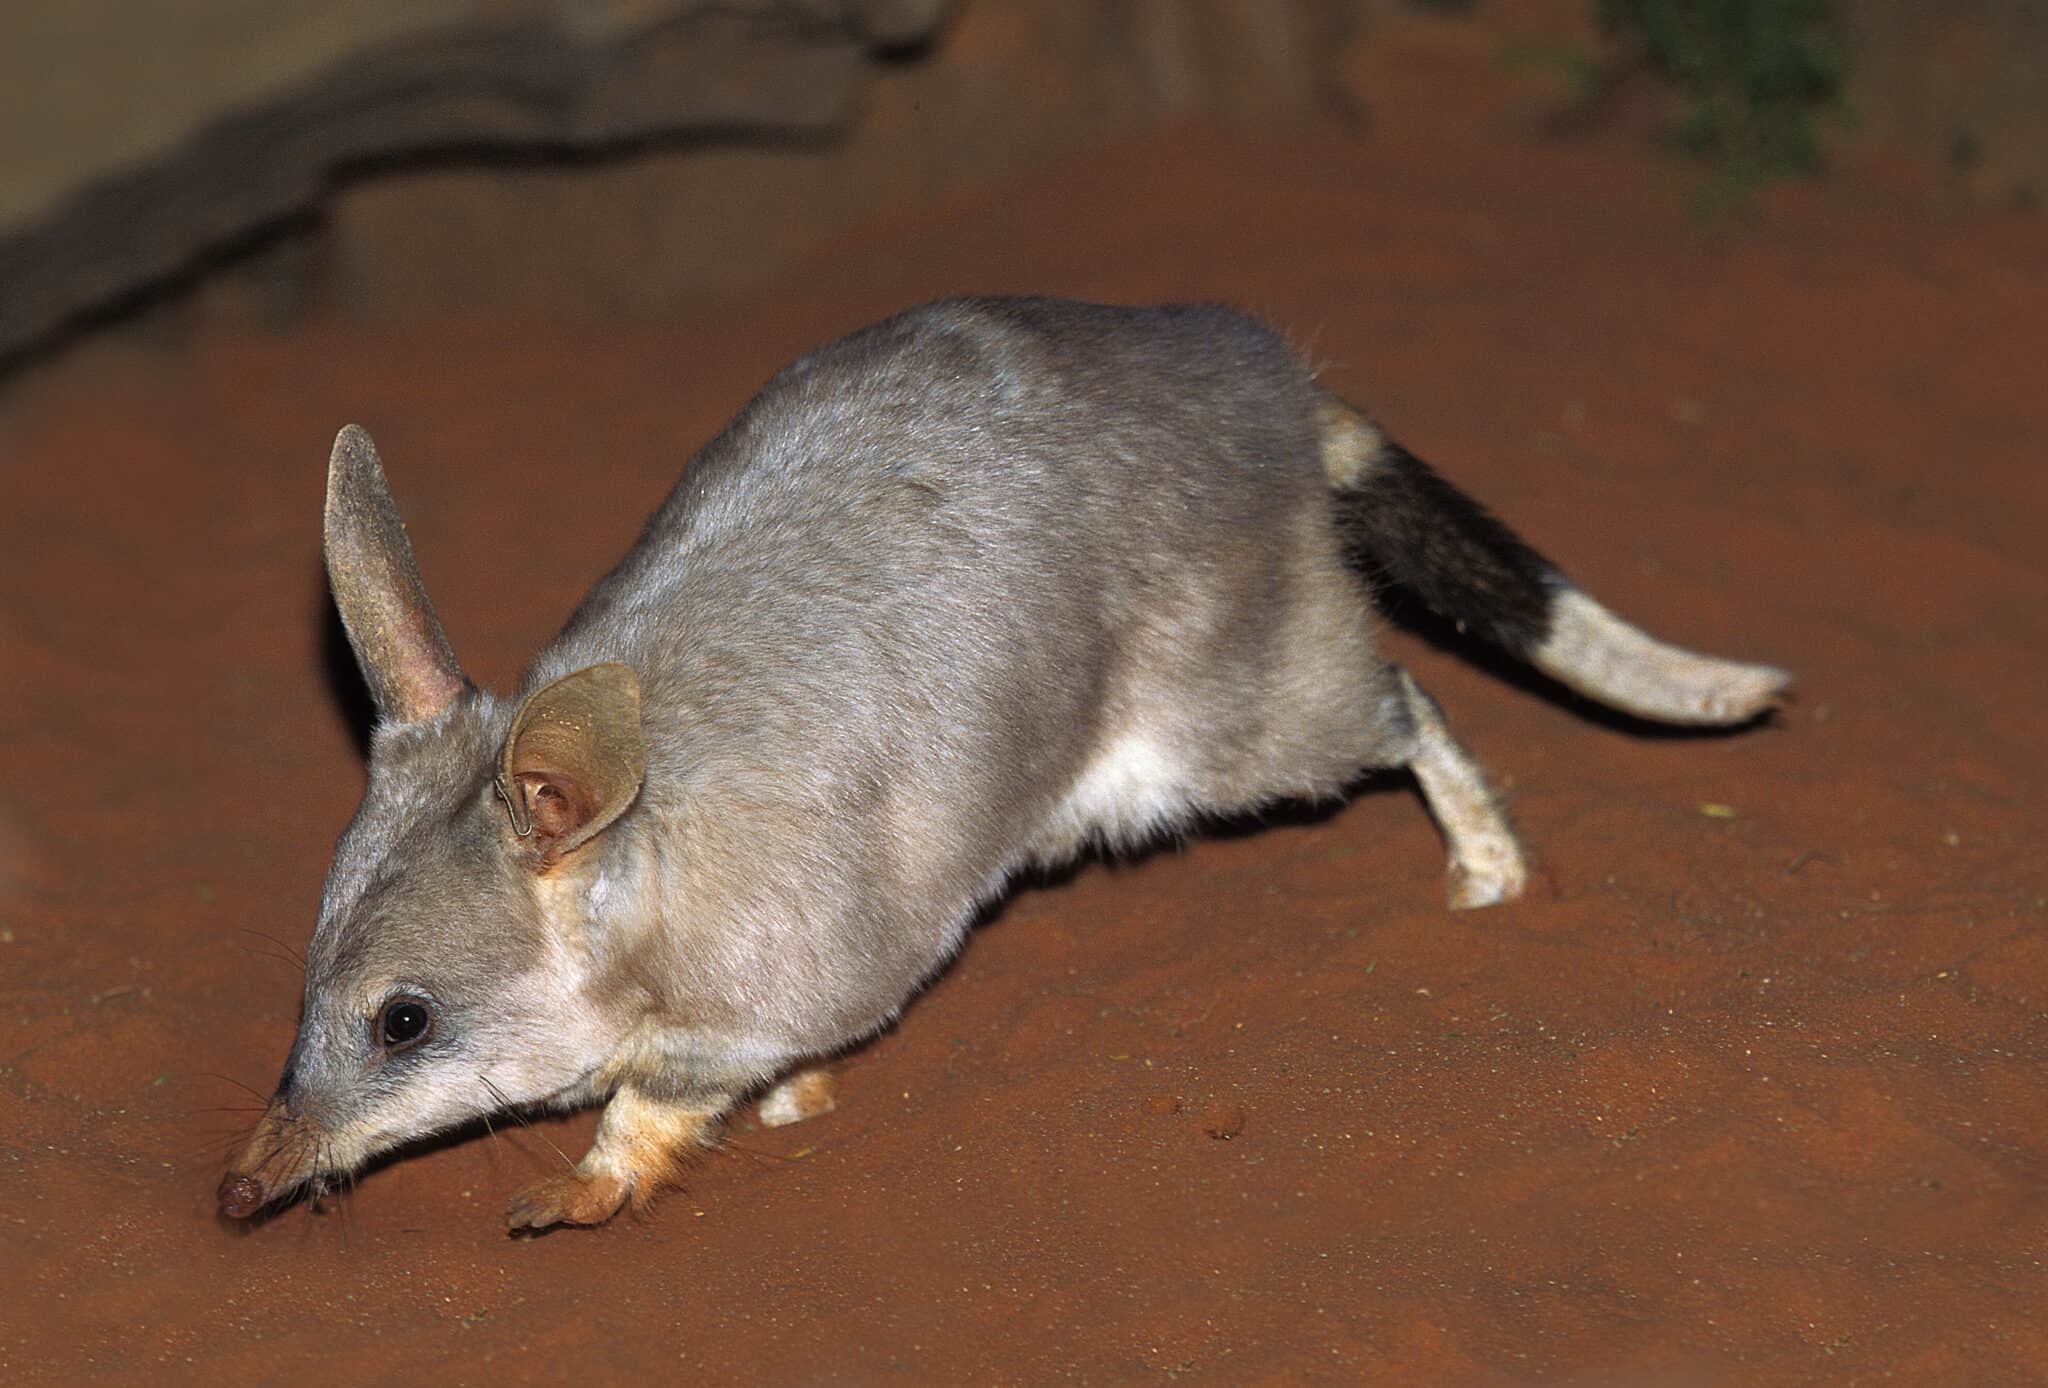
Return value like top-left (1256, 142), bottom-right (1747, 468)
top-left (1335, 441), bottom-right (1562, 655)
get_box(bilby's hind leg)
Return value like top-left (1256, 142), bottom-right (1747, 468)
top-left (756, 1065), bottom-right (838, 1128)
top-left (1394, 669), bottom-right (1529, 910)
top-left (506, 1086), bottom-right (730, 1231)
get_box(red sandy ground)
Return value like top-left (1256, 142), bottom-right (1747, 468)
top-left (4, 62), bottom-right (2046, 1388)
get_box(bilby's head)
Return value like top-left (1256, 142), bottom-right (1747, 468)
top-left (219, 427), bottom-right (647, 1220)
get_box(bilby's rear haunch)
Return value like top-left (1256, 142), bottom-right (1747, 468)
top-left (220, 298), bottom-right (1789, 1231)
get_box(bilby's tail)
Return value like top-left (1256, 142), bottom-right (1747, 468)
top-left (1317, 395), bottom-right (1791, 725)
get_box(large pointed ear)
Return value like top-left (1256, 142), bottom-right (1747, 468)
top-left (497, 664), bottom-right (645, 860)
top-left (324, 425), bottom-right (466, 724)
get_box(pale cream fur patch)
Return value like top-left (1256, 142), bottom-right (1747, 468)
top-left (506, 1086), bottom-right (724, 1228)
top-left (757, 1066), bottom-right (838, 1128)
top-left (1535, 589), bottom-right (1791, 726)
top-left (1398, 671), bottom-right (1528, 910)
top-left (1045, 731), bottom-right (1190, 852)
top-left (580, 1087), bottom-right (720, 1192)
top-left (1315, 395), bottom-right (1388, 489)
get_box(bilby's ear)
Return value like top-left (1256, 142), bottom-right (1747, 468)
top-left (497, 664), bottom-right (645, 860)
top-left (324, 425), bottom-right (466, 723)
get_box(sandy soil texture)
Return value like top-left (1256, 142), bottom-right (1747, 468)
top-left (4, 93), bottom-right (2046, 1386)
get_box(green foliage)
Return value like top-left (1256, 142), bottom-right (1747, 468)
top-left (1596, 0), bottom-right (1848, 208)
top-left (1496, 37), bottom-right (1607, 107)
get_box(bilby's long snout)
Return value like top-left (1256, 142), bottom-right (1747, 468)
top-left (218, 1099), bottom-right (319, 1220)
top-left (218, 1172), bottom-right (266, 1219)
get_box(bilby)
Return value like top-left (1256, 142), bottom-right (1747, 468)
top-left (218, 297), bottom-right (1788, 1231)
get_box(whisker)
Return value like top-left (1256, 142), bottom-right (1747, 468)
top-left (193, 1128), bottom-right (265, 1156)
top-left (474, 1094), bottom-right (504, 1165)
top-left (244, 1119), bottom-right (314, 1197)
top-left (193, 1132), bottom-right (261, 1160)
top-left (197, 1072), bottom-right (272, 1104)
top-left (327, 1141), bottom-right (355, 1246)
top-left (479, 1074), bottom-right (577, 1174)
top-left (713, 1137), bottom-right (801, 1166)
top-left (192, 1117), bottom-right (268, 1137)
top-left (236, 927), bottom-right (305, 969)
top-left (464, 1087), bottom-right (512, 1195)
top-left (305, 1140), bottom-right (333, 1224)
top-left (232, 942), bottom-right (303, 974)
top-left (298, 1162), bottom-right (323, 1245)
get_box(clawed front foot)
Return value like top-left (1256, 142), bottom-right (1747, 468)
top-left (507, 1170), bottom-right (632, 1230)
top-left (505, 1086), bottom-right (727, 1233)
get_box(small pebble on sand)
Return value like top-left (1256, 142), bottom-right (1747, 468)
top-left (1203, 1101), bottom-right (1246, 1140)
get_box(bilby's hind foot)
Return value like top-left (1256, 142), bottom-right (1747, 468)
top-left (1395, 670), bottom-right (1529, 910)
top-left (756, 1066), bottom-right (837, 1128)
top-left (1445, 844), bottom-right (1527, 911)
top-left (506, 1086), bottom-right (727, 1232)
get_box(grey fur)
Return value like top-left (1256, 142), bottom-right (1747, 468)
top-left (220, 297), bottom-right (1788, 1227)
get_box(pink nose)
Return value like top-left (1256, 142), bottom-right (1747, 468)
top-left (218, 1173), bottom-right (266, 1219)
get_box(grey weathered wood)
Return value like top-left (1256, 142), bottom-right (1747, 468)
top-left (0, 3), bottom-right (912, 365)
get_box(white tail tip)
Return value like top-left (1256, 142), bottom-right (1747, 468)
top-left (1533, 589), bottom-right (1791, 726)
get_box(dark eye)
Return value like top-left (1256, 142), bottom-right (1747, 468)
top-left (377, 996), bottom-right (434, 1050)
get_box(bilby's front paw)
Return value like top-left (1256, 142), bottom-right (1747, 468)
top-left (506, 1170), bottom-right (631, 1231)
